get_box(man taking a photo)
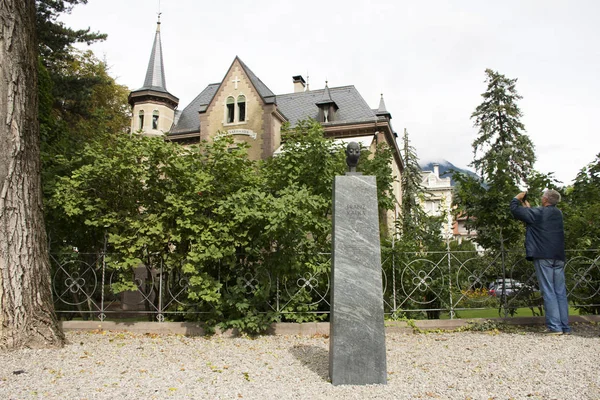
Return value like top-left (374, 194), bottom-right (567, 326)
top-left (510, 189), bottom-right (571, 335)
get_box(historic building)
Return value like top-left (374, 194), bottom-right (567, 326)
top-left (420, 163), bottom-right (479, 244)
top-left (128, 18), bottom-right (404, 226)
top-left (420, 163), bottom-right (454, 238)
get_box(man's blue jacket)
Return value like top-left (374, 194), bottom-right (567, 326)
top-left (510, 198), bottom-right (566, 261)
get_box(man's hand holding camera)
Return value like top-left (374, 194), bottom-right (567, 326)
top-left (515, 191), bottom-right (531, 208)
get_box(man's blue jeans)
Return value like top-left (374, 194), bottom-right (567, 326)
top-left (534, 258), bottom-right (571, 333)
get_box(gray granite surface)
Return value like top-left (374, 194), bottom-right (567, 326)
top-left (329, 175), bottom-right (387, 385)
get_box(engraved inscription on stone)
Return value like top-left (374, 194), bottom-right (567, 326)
top-left (345, 204), bottom-right (366, 216)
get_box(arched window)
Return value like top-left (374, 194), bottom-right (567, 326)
top-left (237, 95), bottom-right (246, 122)
top-left (152, 110), bottom-right (159, 130)
top-left (226, 96), bottom-right (235, 123)
top-left (138, 110), bottom-right (145, 130)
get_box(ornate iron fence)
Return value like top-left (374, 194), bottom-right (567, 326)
top-left (50, 249), bottom-right (600, 321)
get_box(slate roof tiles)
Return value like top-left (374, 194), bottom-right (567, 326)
top-left (169, 59), bottom-right (383, 134)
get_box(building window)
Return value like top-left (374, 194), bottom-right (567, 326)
top-left (138, 110), bottom-right (144, 130)
top-left (226, 96), bottom-right (235, 123)
top-left (152, 110), bottom-right (159, 130)
top-left (225, 95), bottom-right (248, 124)
top-left (237, 95), bottom-right (246, 122)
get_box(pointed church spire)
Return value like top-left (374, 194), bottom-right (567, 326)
top-left (375, 93), bottom-right (392, 120)
top-left (141, 16), bottom-right (167, 92)
top-left (128, 14), bottom-right (178, 114)
top-left (377, 93), bottom-right (387, 113)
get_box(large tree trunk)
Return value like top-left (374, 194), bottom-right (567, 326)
top-left (0, 0), bottom-right (65, 348)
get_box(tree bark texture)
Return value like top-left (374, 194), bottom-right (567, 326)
top-left (0, 0), bottom-right (65, 348)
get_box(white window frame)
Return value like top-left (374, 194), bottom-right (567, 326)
top-left (224, 93), bottom-right (248, 125)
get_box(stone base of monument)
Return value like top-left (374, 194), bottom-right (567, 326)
top-left (329, 174), bottom-right (387, 385)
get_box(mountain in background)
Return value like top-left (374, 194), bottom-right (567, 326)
top-left (419, 159), bottom-right (478, 186)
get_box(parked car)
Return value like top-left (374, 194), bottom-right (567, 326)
top-left (488, 279), bottom-right (522, 291)
top-left (488, 279), bottom-right (527, 297)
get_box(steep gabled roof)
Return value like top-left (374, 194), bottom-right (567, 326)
top-left (170, 83), bottom-right (219, 135)
top-left (236, 57), bottom-right (276, 104)
top-left (169, 61), bottom-right (391, 137)
top-left (276, 85), bottom-right (378, 127)
top-left (170, 57), bottom-right (277, 134)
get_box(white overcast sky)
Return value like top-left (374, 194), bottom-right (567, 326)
top-left (60, 0), bottom-right (599, 185)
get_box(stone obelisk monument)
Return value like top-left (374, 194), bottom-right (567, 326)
top-left (329, 142), bottom-right (387, 385)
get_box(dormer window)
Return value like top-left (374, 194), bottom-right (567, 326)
top-left (138, 110), bottom-right (145, 130)
top-left (226, 96), bottom-right (235, 123)
top-left (316, 82), bottom-right (338, 123)
top-left (318, 103), bottom-right (338, 123)
top-left (152, 110), bottom-right (159, 130)
top-left (237, 95), bottom-right (246, 122)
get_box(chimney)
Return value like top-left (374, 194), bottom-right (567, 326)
top-left (292, 75), bottom-right (306, 93)
top-left (433, 163), bottom-right (440, 178)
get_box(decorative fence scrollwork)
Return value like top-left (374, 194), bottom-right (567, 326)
top-left (51, 249), bottom-right (600, 321)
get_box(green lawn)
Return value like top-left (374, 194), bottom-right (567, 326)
top-left (441, 306), bottom-right (581, 319)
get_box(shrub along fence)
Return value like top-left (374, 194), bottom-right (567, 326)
top-left (50, 247), bottom-right (600, 323)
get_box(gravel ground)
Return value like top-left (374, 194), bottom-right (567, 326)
top-left (1, 323), bottom-right (599, 400)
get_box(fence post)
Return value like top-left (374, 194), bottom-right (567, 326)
top-left (391, 235), bottom-right (397, 314)
top-left (500, 229), bottom-right (508, 318)
top-left (392, 256), bottom-right (397, 315)
top-left (157, 257), bottom-right (164, 322)
top-left (99, 231), bottom-right (107, 321)
top-left (276, 276), bottom-right (280, 313)
top-left (447, 236), bottom-right (455, 319)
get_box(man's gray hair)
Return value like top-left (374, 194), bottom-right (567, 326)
top-left (543, 189), bottom-right (561, 205)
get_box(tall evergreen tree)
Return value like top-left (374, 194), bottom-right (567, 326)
top-left (470, 69), bottom-right (535, 185)
top-left (401, 128), bottom-right (424, 234)
top-left (35, 1), bottom-right (130, 250)
top-left (36, 0), bottom-right (106, 68)
top-left (453, 69), bottom-right (536, 250)
top-left (399, 128), bottom-right (443, 249)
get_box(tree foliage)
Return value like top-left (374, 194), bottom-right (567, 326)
top-left (48, 120), bottom-right (397, 331)
top-left (453, 69), bottom-right (537, 250)
top-left (36, 0), bottom-right (113, 143)
top-left (36, 0), bottom-right (106, 67)
top-left (563, 154), bottom-right (600, 250)
top-left (35, 1), bottom-right (131, 244)
top-left (561, 154), bottom-right (600, 314)
top-left (470, 69), bottom-right (535, 185)
top-left (397, 128), bottom-right (444, 251)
